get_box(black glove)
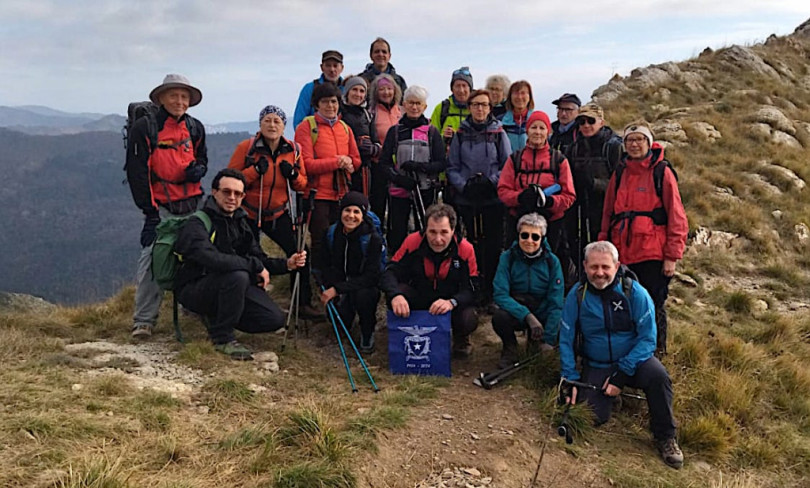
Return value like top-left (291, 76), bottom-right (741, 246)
top-left (525, 313), bottom-right (545, 341)
top-left (185, 161), bottom-right (206, 183)
top-left (140, 213), bottom-right (161, 247)
top-left (463, 174), bottom-right (494, 199)
top-left (254, 157), bottom-right (269, 175)
top-left (400, 161), bottom-right (419, 172)
top-left (391, 172), bottom-right (417, 191)
top-left (608, 369), bottom-right (629, 390)
top-left (359, 137), bottom-right (379, 157)
top-left (279, 161), bottom-right (297, 180)
top-left (544, 194), bottom-right (555, 208)
top-left (518, 187), bottom-right (538, 210)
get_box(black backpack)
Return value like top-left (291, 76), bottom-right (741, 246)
top-left (122, 101), bottom-right (200, 170)
top-left (510, 147), bottom-right (566, 186)
top-left (613, 157), bottom-right (678, 200)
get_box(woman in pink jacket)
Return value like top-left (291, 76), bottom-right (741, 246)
top-left (369, 74), bottom-right (403, 222)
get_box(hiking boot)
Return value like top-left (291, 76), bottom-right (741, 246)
top-left (656, 437), bottom-right (684, 469)
top-left (131, 323), bottom-right (153, 339)
top-left (359, 334), bottom-right (375, 355)
top-left (299, 304), bottom-right (322, 319)
top-left (452, 335), bottom-right (473, 359)
top-left (214, 341), bottom-right (254, 361)
top-left (497, 343), bottom-right (519, 370)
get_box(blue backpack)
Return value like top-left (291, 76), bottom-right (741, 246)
top-left (326, 210), bottom-right (387, 272)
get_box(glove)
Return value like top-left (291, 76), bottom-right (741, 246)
top-left (391, 172), bottom-right (417, 191)
top-left (185, 161), bottom-right (206, 183)
top-left (254, 157), bottom-right (269, 175)
top-left (608, 369), bottom-right (629, 390)
top-left (525, 313), bottom-right (545, 341)
top-left (359, 137), bottom-right (379, 158)
top-left (463, 174), bottom-right (494, 199)
top-left (279, 161), bottom-right (297, 180)
top-left (518, 187), bottom-right (538, 210)
top-left (400, 161), bottom-right (419, 172)
top-left (544, 194), bottom-right (555, 208)
top-left (140, 213), bottom-right (161, 247)
top-left (369, 142), bottom-right (381, 158)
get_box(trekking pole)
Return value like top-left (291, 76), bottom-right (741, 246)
top-left (561, 378), bottom-right (647, 401)
top-left (473, 352), bottom-right (542, 389)
top-left (410, 172), bottom-right (427, 232)
top-left (320, 285), bottom-right (380, 393)
top-left (257, 172), bottom-right (264, 230)
top-left (282, 189), bottom-right (317, 351)
top-left (325, 298), bottom-right (358, 393)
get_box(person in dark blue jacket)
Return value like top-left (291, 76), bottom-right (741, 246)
top-left (492, 213), bottom-right (563, 368)
top-left (559, 240), bottom-right (682, 469)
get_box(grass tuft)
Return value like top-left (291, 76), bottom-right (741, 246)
top-left (54, 455), bottom-right (130, 488)
top-left (273, 460), bottom-right (355, 488)
top-left (679, 412), bottom-right (738, 460)
top-left (725, 291), bottom-right (753, 315)
top-left (279, 406), bottom-right (352, 463)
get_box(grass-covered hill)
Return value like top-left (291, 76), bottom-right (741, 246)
top-left (2, 19), bottom-right (810, 488)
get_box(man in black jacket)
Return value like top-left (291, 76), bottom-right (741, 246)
top-left (128, 74), bottom-right (208, 339)
top-left (174, 169), bottom-right (307, 360)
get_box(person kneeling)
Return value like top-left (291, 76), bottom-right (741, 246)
top-left (174, 169), bottom-right (306, 360)
top-left (559, 241), bottom-right (683, 469)
top-left (381, 203), bottom-right (479, 358)
top-left (492, 213), bottom-right (564, 369)
top-left (316, 192), bottom-right (383, 353)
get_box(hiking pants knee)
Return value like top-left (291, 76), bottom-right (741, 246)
top-left (309, 200), bottom-right (340, 274)
top-left (491, 308), bottom-right (527, 348)
top-left (388, 190), bottom-right (436, 254)
top-left (251, 212), bottom-right (313, 305)
top-left (457, 203), bottom-right (504, 300)
top-left (133, 206), bottom-right (192, 327)
top-left (580, 357), bottom-right (676, 441)
top-left (335, 287), bottom-right (380, 342)
top-left (628, 260), bottom-right (672, 353)
top-left (177, 270), bottom-right (284, 344)
top-left (393, 284), bottom-right (478, 340)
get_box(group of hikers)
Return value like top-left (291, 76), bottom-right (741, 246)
top-left (125, 37), bottom-right (688, 469)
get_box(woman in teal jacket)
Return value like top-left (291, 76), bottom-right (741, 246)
top-left (492, 213), bottom-right (564, 368)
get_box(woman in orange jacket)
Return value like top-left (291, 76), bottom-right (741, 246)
top-left (228, 105), bottom-right (318, 317)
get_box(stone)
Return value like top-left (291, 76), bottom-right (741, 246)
top-left (470, 433), bottom-right (480, 440)
top-left (690, 227), bottom-right (740, 250)
top-left (0, 292), bottom-right (57, 314)
top-left (461, 467), bottom-right (481, 477)
top-left (795, 223), bottom-right (810, 245)
top-left (72, 384), bottom-right (83, 391)
top-left (652, 120), bottom-right (688, 145)
top-left (754, 300), bottom-right (769, 313)
top-left (752, 106), bottom-right (795, 135)
top-left (717, 46), bottom-right (780, 79)
top-left (772, 210), bottom-right (783, 219)
top-left (674, 272), bottom-right (698, 288)
top-left (197, 405), bottom-right (209, 415)
top-left (592, 79), bottom-right (628, 104)
top-left (253, 351), bottom-right (278, 363)
top-left (761, 163), bottom-right (807, 191)
top-left (771, 130), bottom-right (802, 149)
top-left (631, 65), bottom-right (674, 88)
top-left (690, 121), bottom-right (722, 142)
top-left (267, 362), bottom-right (280, 373)
top-left (441, 414), bottom-right (454, 420)
top-left (744, 173), bottom-right (782, 195)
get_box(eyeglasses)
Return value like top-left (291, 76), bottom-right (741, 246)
top-left (404, 100), bottom-right (424, 106)
top-left (577, 116), bottom-right (597, 125)
top-left (217, 188), bottom-right (245, 198)
top-left (520, 232), bottom-right (542, 242)
top-left (470, 102), bottom-right (490, 109)
top-left (625, 136), bottom-right (648, 145)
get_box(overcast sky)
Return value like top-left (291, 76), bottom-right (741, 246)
top-left (1, 1), bottom-right (807, 125)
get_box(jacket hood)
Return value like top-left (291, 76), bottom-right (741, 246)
top-left (460, 114), bottom-right (502, 132)
top-left (398, 113), bottom-right (431, 128)
top-left (251, 134), bottom-right (296, 155)
top-left (363, 62), bottom-right (398, 76)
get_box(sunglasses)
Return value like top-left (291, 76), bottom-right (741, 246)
top-left (520, 232), bottom-right (542, 242)
top-left (577, 116), bottom-right (597, 125)
top-left (217, 188), bottom-right (245, 198)
top-left (453, 68), bottom-right (471, 76)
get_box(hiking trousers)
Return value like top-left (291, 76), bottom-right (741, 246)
top-left (309, 200), bottom-right (340, 273)
top-left (388, 190), bottom-right (436, 254)
top-left (133, 205), bottom-right (194, 327)
top-left (369, 163), bottom-right (388, 225)
top-left (457, 203), bottom-right (504, 302)
top-left (250, 212), bottom-right (313, 306)
top-left (177, 270), bottom-right (284, 344)
top-left (333, 287), bottom-right (380, 342)
top-left (628, 260), bottom-right (672, 354)
top-left (579, 357), bottom-right (676, 441)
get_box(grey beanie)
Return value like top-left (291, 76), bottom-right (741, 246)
top-left (451, 66), bottom-right (473, 90)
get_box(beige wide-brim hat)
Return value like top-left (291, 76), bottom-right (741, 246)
top-left (149, 74), bottom-right (203, 107)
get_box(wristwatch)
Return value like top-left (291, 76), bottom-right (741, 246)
top-left (449, 298), bottom-right (458, 309)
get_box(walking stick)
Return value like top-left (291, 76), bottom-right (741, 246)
top-left (410, 171), bottom-right (426, 232)
top-left (282, 189), bottom-right (317, 351)
top-left (257, 171), bottom-right (264, 229)
top-left (326, 298), bottom-right (358, 393)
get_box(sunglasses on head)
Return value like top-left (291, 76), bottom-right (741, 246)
top-left (453, 68), bottom-right (471, 76)
top-left (577, 116), bottom-right (597, 125)
top-left (520, 232), bottom-right (542, 242)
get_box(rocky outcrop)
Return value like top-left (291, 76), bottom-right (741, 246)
top-left (652, 120), bottom-right (688, 146)
top-left (717, 46), bottom-right (781, 79)
top-left (757, 160), bottom-right (807, 191)
top-left (0, 292), bottom-right (56, 314)
top-left (690, 122), bottom-right (722, 142)
top-left (752, 106), bottom-right (796, 135)
top-left (688, 227), bottom-right (743, 253)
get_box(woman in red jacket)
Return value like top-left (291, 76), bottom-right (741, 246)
top-left (498, 111), bottom-right (575, 254)
top-left (228, 105), bottom-right (318, 317)
top-left (599, 121), bottom-right (688, 354)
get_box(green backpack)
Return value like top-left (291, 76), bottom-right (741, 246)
top-left (152, 210), bottom-right (214, 290)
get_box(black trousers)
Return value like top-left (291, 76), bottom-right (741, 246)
top-left (394, 284), bottom-right (478, 340)
top-left (388, 190), bottom-right (436, 254)
top-left (178, 270), bottom-right (284, 344)
top-left (579, 357), bottom-right (676, 441)
top-left (457, 203), bottom-right (504, 301)
top-left (249, 212), bottom-right (312, 305)
top-left (309, 199), bottom-right (340, 273)
top-left (628, 260), bottom-right (672, 353)
top-left (333, 287), bottom-right (380, 341)
top-left (562, 200), bottom-right (604, 284)
top-left (492, 308), bottom-right (528, 348)
top-left (369, 163), bottom-right (388, 225)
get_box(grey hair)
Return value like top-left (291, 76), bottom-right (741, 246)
top-left (486, 74), bottom-right (511, 93)
top-left (517, 213), bottom-right (547, 235)
top-left (403, 85), bottom-right (429, 104)
top-left (369, 73), bottom-right (403, 108)
top-left (583, 241), bottom-right (619, 263)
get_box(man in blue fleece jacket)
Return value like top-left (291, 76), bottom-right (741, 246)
top-left (559, 240), bottom-right (683, 469)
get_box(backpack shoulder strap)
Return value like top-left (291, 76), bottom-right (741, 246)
top-left (440, 99), bottom-right (451, 128)
top-left (305, 116), bottom-right (318, 146)
top-left (192, 210), bottom-right (215, 242)
top-left (338, 119), bottom-right (350, 136)
top-left (510, 148), bottom-right (524, 174)
top-left (145, 111), bottom-right (159, 154)
top-left (653, 159), bottom-right (677, 199)
top-left (613, 160), bottom-right (627, 198)
top-left (549, 147), bottom-right (564, 183)
top-left (326, 223), bottom-right (337, 249)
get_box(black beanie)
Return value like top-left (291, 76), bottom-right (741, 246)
top-left (339, 191), bottom-right (369, 216)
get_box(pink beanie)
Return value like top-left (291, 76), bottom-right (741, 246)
top-left (526, 111), bottom-right (551, 132)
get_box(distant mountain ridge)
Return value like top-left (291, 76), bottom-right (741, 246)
top-left (0, 105), bottom-right (252, 136)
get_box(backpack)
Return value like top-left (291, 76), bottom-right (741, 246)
top-left (609, 158), bottom-right (678, 230)
top-left (305, 115), bottom-right (350, 147)
top-left (439, 98), bottom-right (468, 130)
top-left (510, 147), bottom-right (565, 186)
top-left (573, 265), bottom-right (638, 360)
top-left (325, 210), bottom-right (387, 273)
top-left (122, 101), bottom-right (200, 171)
top-left (152, 210), bottom-right (214, 290)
